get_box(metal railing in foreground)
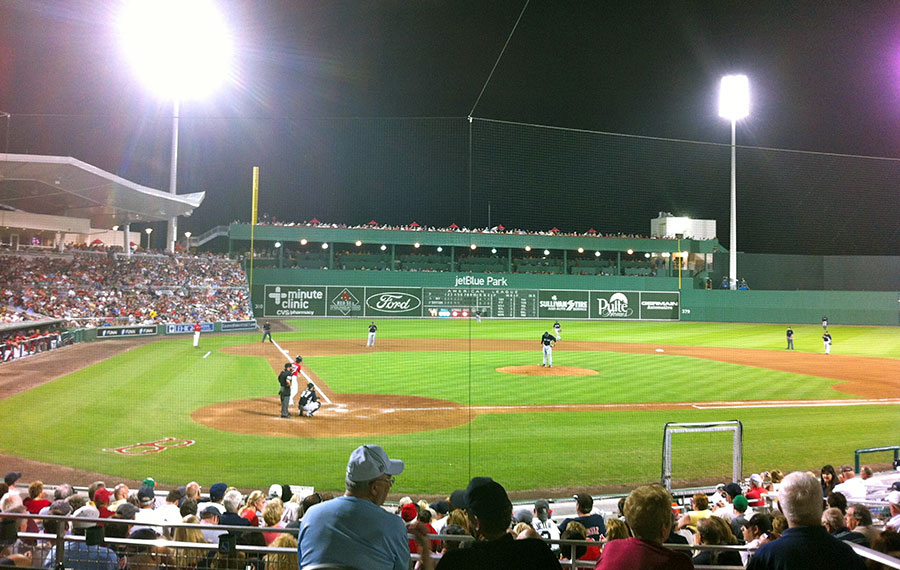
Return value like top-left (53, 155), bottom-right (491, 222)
top-left (2, 512), bottom-right (898, 570)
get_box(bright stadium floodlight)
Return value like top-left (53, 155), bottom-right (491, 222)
top-left (470, 244), bottom-right (477, 250)
top-left (321, 243), bottom-right (328, 250)
top-left (300, 239), bottom-right (308, 245)
top-left (594, 251), bottom-right (600, 257)
top-left (414, 242), bottom-right (420, 248)
top-left (119, 0), bottom-right (232, 100)
top-left (577, 247), bottom-right (584, 254)
top-left (355, 240), bottom-right (362, 247)
top-left (119, 0), bottom-right (232, 254)
top-left (437, 246), bottom-right (443, 252)
top-left (380, 244), bottom-right (387, 251)
top-left (719, 74), bottom-right (750, 291)
top-left (525, 246), bottom-right (532, 252)
top-left (543, 249), bottom-right (550, 256)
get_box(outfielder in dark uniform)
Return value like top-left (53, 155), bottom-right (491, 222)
top-left (298, 382), bottom-right (321, 417)
top-left (277, 363), bottom-right (292, 418)
top-left (541, 331), bottom-right (555, 367)
top-left (261, 321), bottom-right (273, 343)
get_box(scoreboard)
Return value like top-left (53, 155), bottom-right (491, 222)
top-left (424, 288), bottom-right (539, 318)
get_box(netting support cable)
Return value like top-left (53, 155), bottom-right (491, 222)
top-left (468, 0), bottom-right (531, 118)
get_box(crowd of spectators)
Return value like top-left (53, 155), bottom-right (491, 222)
top-left (250, 215), bottom-right (664, 240)
top-left (0, 251), bottom-right (252, 328)
top-left (3, 454), bottom-right (900, 570)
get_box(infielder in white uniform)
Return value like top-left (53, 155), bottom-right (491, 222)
top-left (366, 322), bottom-right (377, 347)
top-left (823, 331), bottom-right (832, 355)
top-left (541, 331), bottom-right (555, 367)
top-left (553, 321), bottom-right (561, 340)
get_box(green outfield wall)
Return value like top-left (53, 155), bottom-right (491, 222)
top-left (250, 269), bottom-right (898, 325)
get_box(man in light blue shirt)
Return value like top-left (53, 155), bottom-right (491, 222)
top-left (298, 444), bottom-right (434, 570)
top-left (43, 505), bottom-right (117, 570)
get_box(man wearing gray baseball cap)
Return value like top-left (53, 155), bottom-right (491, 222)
top-left (298, 444), bottom-right (434, 570)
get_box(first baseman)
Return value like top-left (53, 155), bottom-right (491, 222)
top-left (541, 331), bottom-right (555, 367)
top-left (366, 321), bottom-right (377, 347)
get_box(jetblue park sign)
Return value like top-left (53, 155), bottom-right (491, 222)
top-left (262, 284), bottom-right (678, 320)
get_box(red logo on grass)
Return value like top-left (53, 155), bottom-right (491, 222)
top-left (105, 437), bottom-right (195, 455)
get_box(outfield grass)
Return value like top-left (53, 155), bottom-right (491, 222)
top-left (0, 319), bottom-right (896, 495)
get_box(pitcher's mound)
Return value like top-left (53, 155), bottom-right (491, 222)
top-left (497, 365), bottom-right (599, 377)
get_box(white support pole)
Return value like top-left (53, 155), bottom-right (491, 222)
top-left (729, 119), bottom-right (737, 290)
top-left (166, 99), bottom-right (180, 254)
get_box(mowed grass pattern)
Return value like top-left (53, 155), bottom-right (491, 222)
top-left (0, 319), bottom-right (896, 493)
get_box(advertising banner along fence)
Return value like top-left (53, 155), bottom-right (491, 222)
top-left (263, 285), bottom-right (679, 320)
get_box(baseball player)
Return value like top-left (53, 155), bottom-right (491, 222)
top-left (366, 321), bottom-right (377, 347)
top-left (822, 316), bottom-right (829, 329)
top-left (192, 323), bottom-right (201, 348)
top-left (823, 330), bottom-right (832, 355)
top-left (786, 326), bottom-right (794, 350)
top-left (298, 382), bottom-right (321, 417)
top-left (277, 363), bottom-right (292, 418)
top-left (261, 321), bottom-right (273, 343)
top-left (540, 331), bottom-right (555, 367)
top-left (290, 355), bottom-right (302, 411)
top-left (553, 320), bottom-right (561, 340)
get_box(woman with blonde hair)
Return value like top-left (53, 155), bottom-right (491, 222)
top-left (262, 533), bottom-right (298, 570)
top-left (240, 490), bottom-right (266, 527)
top-left (171, 515), bottom-right (210, 570)
top-left (261, 498), bottom-right (285, 545)
top-left (604, 518), bottom-right (629, 542)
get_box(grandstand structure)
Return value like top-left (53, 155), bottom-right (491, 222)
top-left (229, 223), bottom-right (898, 326)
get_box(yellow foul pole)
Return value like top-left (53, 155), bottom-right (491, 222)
top-left (249, 167), bottom-right (259, 301)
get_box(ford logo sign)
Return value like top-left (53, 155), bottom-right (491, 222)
top-left (365, 292), bottom-right (421, 313)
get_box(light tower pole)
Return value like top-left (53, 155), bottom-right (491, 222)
top-left (718, 75), bottom-right (750, 290)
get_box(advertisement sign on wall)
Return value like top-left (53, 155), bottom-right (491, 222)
top-left (327, 287), bottom-right (365, 317)
top-left (538, 290), bottom-right (590, 319)
top-left (591, 291), bottom-right (640, 319)
top-left (264, 285), bottom-right (327, 316)
top-left (364, 288), bottom-right (423, 317)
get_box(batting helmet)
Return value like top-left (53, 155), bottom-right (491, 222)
top-left (307, 382), bottom-right (314, 389)
top-left (295, 355), bottom-right (302, 362)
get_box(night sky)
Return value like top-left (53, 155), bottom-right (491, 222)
top-left (1, 1), bottom-right (899, 255)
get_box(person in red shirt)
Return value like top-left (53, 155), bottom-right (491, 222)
top-left (23, 481), bottom-right (51, 514)
top-left (595, 484), bottom-right (693, 570)
top-left (746, 473), bottom-right (769, 508)
top-left (192, 323), bottom-right (202, 348)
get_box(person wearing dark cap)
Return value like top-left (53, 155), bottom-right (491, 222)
top-left (429, 500), bottom-right (450, 533)
top-left (435, 477), bottom-right (559, 569)
top-left (199, 505), bottom-right (226, 544)
top-left (4, 472), bottom-right (21, 487)
top-left (556, 493), bottom-right (606, 542)
top-left (208, 483), bottom-right (227, 513)
top-left (298, 444), bottom-right (434, 570)
top-left (740, 513), bottom-right (772, 565)
top-left (131, 486), bottom-right (165, 535)
top-left (531, 499), bottom-right (560, 552)
top-left (277, 363), bottom-right (292, 418)
top-left (298, 382), bottom-right (321, 417)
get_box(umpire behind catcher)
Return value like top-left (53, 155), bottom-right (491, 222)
top-left (277, 363), bottom-right (292, 418)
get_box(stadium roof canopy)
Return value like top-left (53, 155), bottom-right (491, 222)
top-left (0, 153), bottom-right (204, 228)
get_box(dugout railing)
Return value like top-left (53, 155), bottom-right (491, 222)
top-left (2, 512), bottom-right (898, 570)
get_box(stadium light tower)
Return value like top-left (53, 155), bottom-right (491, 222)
top-left (719, 74), bottom-right (750, 290)
top-left (119, 0), bottom-right (232, 254)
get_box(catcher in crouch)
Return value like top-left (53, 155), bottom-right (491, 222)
top-left (298, 382), bottom-right (321, 417)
